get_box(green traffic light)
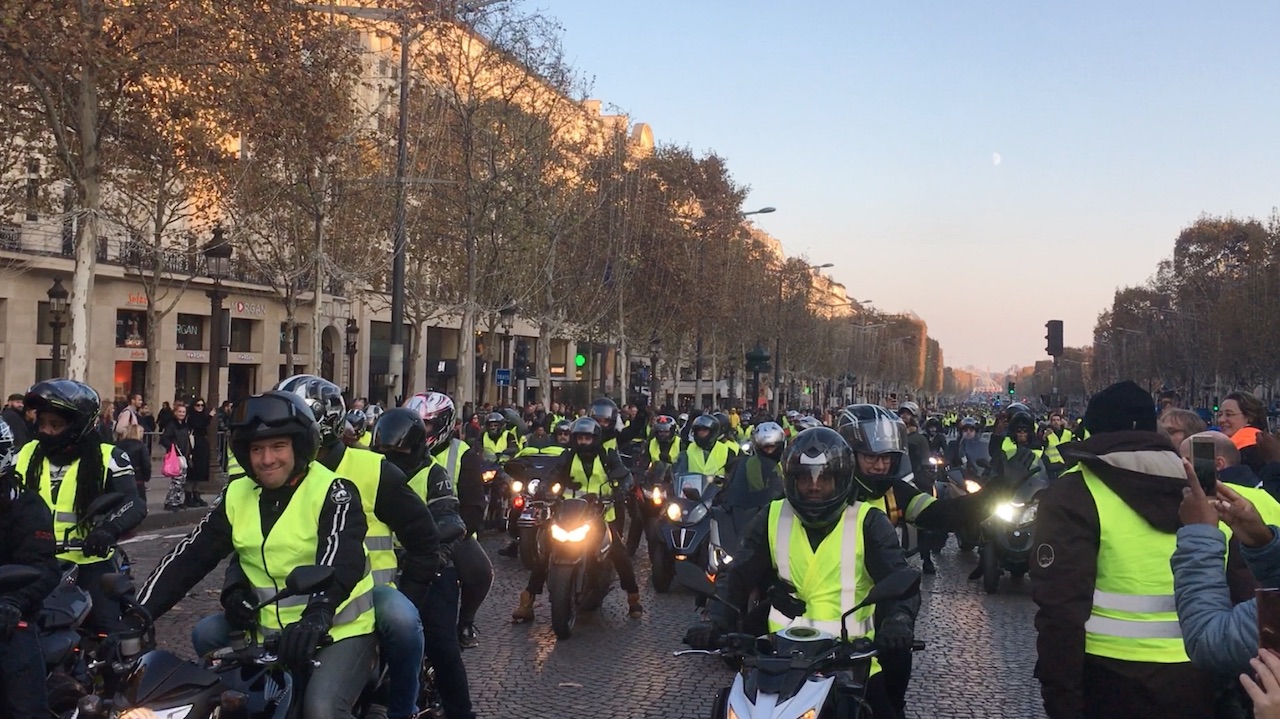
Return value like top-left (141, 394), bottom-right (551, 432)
top-left (574, 353), bottom-right (586, 368)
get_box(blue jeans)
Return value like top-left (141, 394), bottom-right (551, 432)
top-left (190, 614), bottom-right (376, 719)
top-left (422, 567), bottom-right (474, 719)
top-left (373, 584), bottom-right (425, 719)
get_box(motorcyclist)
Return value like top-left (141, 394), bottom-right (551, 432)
top-left (1000, 410), bottom-right (1045, 463)
top-left (896, 401), bottom-right (935, 496)
top-left (0, 418), bottom-right (59, 719)
top-left (673, 414), bottom-right (738, 479)
top-left (839, 404), bottom-right (1033, 716)
top-left (371, 409), bottom-right (475, 719)
top-left (923, 416), bottom-right (947, 454)
top-left (945, 416), bottom-right (991, 470)
top-left (17, 379), bottom-right (146, 632)
top-left (342, 408), bottom-right (370, 449)
top-left (137, 392), bottom-right (377, 719)
top-left (713, 412), bottom-right (741, 456)
top-left (480, 411), bottom-right (521, 459)
top-left (589, 397), bottom-right (649, 452)
top-left (272, 376), bottom-right (442, 719)
top-left (721, 421), bottom-right (787, 538)
top-left (515, 415), bottom-right (562, 455)
top-left (685, 427), bottom-right (919, 719)
top-left (402, 392), bottom-right (492, 649)
top-left (512, 417), bottom-right (644, 621)
top-left (647, 415), bottom-right (683, 465)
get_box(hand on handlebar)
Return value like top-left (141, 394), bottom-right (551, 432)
top-left (83, 526), bottom-right (118, 558)
top-left (222, 587), bottom-right (259, 631)
top-left (0, 600), bottom-right (21, 640)
top-left (278, 611), bottom-right (332, 672)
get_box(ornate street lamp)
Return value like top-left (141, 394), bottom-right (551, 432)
top-left (203, 225), bottom-right (232, 464)
top-left (46, 277), bottom-right (69, 377)
top-left (345, 317), bottom-right (359, 400)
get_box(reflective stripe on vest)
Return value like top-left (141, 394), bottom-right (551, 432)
top-left (437, 439), bottom-right (465, 485)
top-left (766, 500), bottom-right (877, 671)
top-left (335, 447), bottom-right (398, 587)
top-left (1082, 467), bottom-right (1230, 662)
top-left (568, 455), bottom-right (613, 522)
top-left (224, 467), bottom-right (376, 642)
top-left (18, 442), bottom-right (117, 564)
top-left (686, 443), bottom-right (730, 477)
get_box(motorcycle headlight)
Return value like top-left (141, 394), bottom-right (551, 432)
top-left (740, 442), bottom-right (752, 453)
top-left (964, 479), bottom-right (982, 494)
top-left (928, 457), bottom-right (941, 466)
top-left (666, 503), bottom-right (682, 522)
top-left (510, 480), bottom-right (524, 494)
top-left (651, 486), bottom-right (665, 505)
top-left (482, 470), bottom-right (497, 481)
top-left (527, 479), bottom-right (541, 494)
top-left (995, 502), bottom-right (1017, 523)
top-left (549, 523), bottom-right (590, 542)
top-left (550, 482), bottom-right (562, 495)
top-left (685, 503), bottom-right (708, 525)
top-left (1019, 503), bottom-right (1038, 525)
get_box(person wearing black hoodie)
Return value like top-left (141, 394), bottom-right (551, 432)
top-left (1, 394), bottom-right (29, 449)
top-left (1030, 381), bottom-right (1255, 719)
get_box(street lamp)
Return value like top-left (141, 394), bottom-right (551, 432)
top-left (772, 262), bottom-right (833, 416)
top-left (345, 317), bottom-right (359, 400)
top-left (727, 351), bottom-right (738, 407)
top-left (46, 277), bottom-right (69, 377)
top-left (648, 333), bottom-right (661, 407)
top-left (203, 225), bottom-right (232, 472)
top-left (741, 207), bottom-right (776, 217)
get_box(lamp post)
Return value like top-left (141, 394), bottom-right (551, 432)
top-left (727, 351), bottom-right (738, 407)
top-left (46, 278), bottom-right (69, 378)
top-left (771, 262), bottom-right (833, 417)
top-left (345, 317), bottom-right (359, 401)
top-left (499, 301), bottom-right (516, 405)
top-left (648, 333), bottom-right (661, 407)
top-left (203, 226), bottom-right (232, 474)
top-left (745, 343), bottom-right (770, 411)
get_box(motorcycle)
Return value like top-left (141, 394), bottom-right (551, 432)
top-left (940, 458), bottom-right (989, 551)
top-left (674, 564), bottom-right (925, 719)
top-left (652, 473), bottom-right (726, 594)
top-left (480, 449), bottom-right (513, 532)
top-left (544, 489), bottom-right (619, 640)
top-left (505, 455), bottom-right (563, 570)
top-left (626, 460), bottom-right (672, 557)
top-left (979, 470), bottom-right (1049, 594)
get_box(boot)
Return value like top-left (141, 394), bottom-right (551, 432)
top-left (458, 621), bottom-right (479, 649)
top-left (497, 541), bottom-right (519, 558)
top-left (184, 492), bottom-right (201, 508)
top-left (512, 590), bottom-right (535, 623)
top-left (627, 592), bottom-right (644, 619)
top-left (922, 557), bottom-right (936, 575)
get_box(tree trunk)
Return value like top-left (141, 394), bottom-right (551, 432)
top-left (144, 300), bottom-right (161, 406)
top-left (408, 317), bottom-right (426, 397)
top-left (457, 230), bottom-right (478, 409)
top-left (537, 318), bottom-right (553, 406)
top-left (67, 65), bottom-right (100, 381)
top-left (311, 203), bottom-right (324, 369)
top-left (285, 308), bottom-right (297, 378)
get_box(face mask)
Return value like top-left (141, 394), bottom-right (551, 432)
top-left (385, 453), bottom-right (420, 477)
top-left (37, 428), bottom-right (78, 456)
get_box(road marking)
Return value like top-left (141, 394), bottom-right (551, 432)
top-left (120, 532), bottom-right (188, 546)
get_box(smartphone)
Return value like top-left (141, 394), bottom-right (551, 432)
top-left (1259, 588), bottom-right (1280, 652)
top-left (1192, 437), bottom-right (1217, 496)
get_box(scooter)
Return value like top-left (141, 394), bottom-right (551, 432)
top-left (652, 473), bottom-right (726, 594)
top-left (979, 470), bottom-right (1049, 593)
top-left (674, 564), bottom-right (925, 719)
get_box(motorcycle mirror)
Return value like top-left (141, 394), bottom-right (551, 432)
top-left (80, 492), bottom-right (125, 527)
top-left (286, 565), bottom-right (335, 595)
top-left (0, 565), bottom-right (43, 592)
top-left (674, 562), bottom-right (715, 596)
top-left (100, 572), bottom-right (135, 601)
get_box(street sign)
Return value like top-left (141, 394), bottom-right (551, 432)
top-left (495, 368), bottom-right (512, 386)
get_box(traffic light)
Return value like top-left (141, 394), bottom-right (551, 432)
top-left (514, 340), bottom-right (529, 381)
top-left (1045, 320), bottom-right (1064, 356)
top-left (574, 342), bottom-right (588, 380)
top-left (1008, 381), bottom-right (1016, 396)
top-left (1213, 396), bottom-right (1220, 412)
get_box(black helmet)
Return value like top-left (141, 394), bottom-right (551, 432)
top-left (24, 379), bottom-right (101, 448)
top-left (274, 374), bottom-right (345, 445)
top-left (1006, 402), bottom-right (1031, 416)
top-left (782, 427), bottom-right (854, 529)
top-left (343, 409), bottom-right (368, 437)
top-left (839, 410), bottom-right (908, 498)
top-left (485, 411), bottom-right (507, 434)
top-left (653, 415), bottom-right (676, 441)
top-left (690, 414), bottom-right (720, 450)
top-left (924, 416), bottom-right (943, 433)
top-left (532, 414), bottom-right (553, 433)
top-left (370, 408), bottom-right (429, 469)
top-left (553, 418), bottom-right (573, 436)
top-left (1008, 410), bottom-right (1035, 438)
top-left (589, 398), bottom-right (620, 433)
top-left (713, 412), bottom-right (732, 438)
top-left (230, 391), bottom-right (321, 484)
top-left (569, 417), bottom-right (602, 454)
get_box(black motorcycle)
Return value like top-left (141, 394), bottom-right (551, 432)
top-left (505, 454), bottom-right (563, 570)
top-left (480, 449), bottom-right (513, 531)
top-left (979, 471), bottom-right (1049, 593)
top-left (545, 491), bottom-right (617, 640)
top-left (627, 460), bottom-right (672, 557)
top-left (652, 473), bottom-right (725, 594)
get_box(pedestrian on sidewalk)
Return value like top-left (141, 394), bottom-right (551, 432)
top-left (116, 423), bottom-right (151, 505)
top-left (160, 403), bottom-right (192, 511)
top-left (185, 398), bottom-right (211, 507)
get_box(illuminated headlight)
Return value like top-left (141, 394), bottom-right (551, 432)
top-left (666, 503), bottom-right (682, 522)
top-left (120, 707), bottom-right (195, 719)
top-left (798, 709), bottom-right (817, 719)
top-left (549, 523), bottom-right (590, 542)
top-left (740, 442), bottom-right (752, 453)
top-left (995, 503), bottom-right (1017, 523)
top-left (651, 486), bottom-right (665, 505)
top-left (550, 483), bottom-right (562, 495)
top-left (482, 470), bottom-right (497, 481)
top-left (929, 457), bottom-right (941, 466)
top-left (510, 480), bottom-right (524, 494)
top-left (685, 503), bottom-right (708, 525)
top-left (964, 479), bottom-right (982, 494)
top-left (527, 479), bottom-right (541, 494)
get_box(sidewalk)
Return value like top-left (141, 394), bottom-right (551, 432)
top-left (135, 451), bottom-right (226, 532)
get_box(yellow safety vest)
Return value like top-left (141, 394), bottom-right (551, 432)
top-left (1082, 467), bottom-right (1230, 663)
top-left (649, 438), bottom-right (680, 464)
top-left (767, 499), bottom-right (879, 673)
top-left (720, 438), bottom-right (741, 456)
top-left (515, 443), bottom-right (566, 459)
top-left (432, 438), bottom-right (468, 486)
top-left (354, 433), bottom-right (371, 449)
top-left (223, 466), bottom-right (376, 642)
top-left (568, 454), bottom-right (614, 522)
top-left (483, 431), bottom-right (519, 456)
top-left (1001, 436), bottom-right (1044, 464)
top-left (685, 442), bottom-right (731, 477)
top-left (1044, 429), bottom-right (1074, 464)
top-left (18, 442), bottom-right (118, 564)
top-left (866, 487), bottom-right (934, 528)
top-left (335, 447), bottom-right (397, 586)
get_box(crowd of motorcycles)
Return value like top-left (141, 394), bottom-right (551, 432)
top-left (8, 406), bottom-right (1050, 719)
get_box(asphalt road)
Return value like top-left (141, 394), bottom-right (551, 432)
top-left (121, 522), bottom-right (1046, 719)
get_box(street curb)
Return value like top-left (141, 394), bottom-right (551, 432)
top-left (137, 507), bottom-right (209, 532)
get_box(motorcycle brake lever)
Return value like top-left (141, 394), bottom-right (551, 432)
top-left (672, 649), bottom-right (720, 657)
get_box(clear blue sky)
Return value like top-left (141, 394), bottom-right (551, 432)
top-left (537, 0), bottom-right (1280, 370)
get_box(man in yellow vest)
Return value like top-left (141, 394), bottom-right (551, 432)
top-left (19, 379), bottom-right (146, 632)
top-left (137, 392), bottom-right (377, 719)
top-left (342, 408), bottom-right (371, 449)
top-left (479, 411), bottom-right (522, 459)
top-left (684, 427), bottom-right (918, 719)
top-left (1031, 380), bottom-right (1220, 719)
top-left (647, 415), bottom-right (683, 465)
top-left (674, 414), bottom-right (737, 479)
top-left (1043, 410), bottom-right (1074, 477)
top-left (274, 376), bottom-right (442, 719)
top-left (513, 417), bottom-right (643, 621)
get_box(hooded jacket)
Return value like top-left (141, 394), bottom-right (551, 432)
top-left (1030, 431), bottom-right (1253, 719)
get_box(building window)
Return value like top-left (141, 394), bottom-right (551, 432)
top-left (279, 322), bottom-right (303, 354)
top-left (174, 363), bottom-right (204, 405)
top-left (175, 313), bottom-right (206, 351)
top-left (0, 223), bottom-right (19, 251)
top-left (35, 359), bottom-right (53, 383)
top-left (116, 309), bottom-right (147, 348)
top-left (229, 318), bottom-right (255, 353)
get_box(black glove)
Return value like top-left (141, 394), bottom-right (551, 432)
top-left (221, 586), bottom-right (259, 631)
top-left (0, 600), bottom-right (22, 641)
top-left (83, 525), bottom-right (118, 558)
top-left (278, 610), bottom-right (332, 671)
top-left (768, 582), bottom-right (806, 620)
top-left (875, 612), bottom-right (915, 652)
top-left (682, 622), bottom-right (720, 650)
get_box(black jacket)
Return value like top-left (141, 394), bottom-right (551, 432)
top-left (0, 477), bottom-right (59, 618)
top-left (412, 461), bottom-right (467, 566)
top-left (712, 502), bottom-right (919, 632)
top-left (435, 441), bottom-right (486, 509)
top-left (137, 470), bottom-right (368, 624)
top-left (854, 476), bottom-right (1002, 532)
top-left (1030, 431), bottom-right (1247, 719)
top-left (316, 444), bottom-right (441, 585)
top-left (1, 407), bottom-right (29, 449)
top-left (27, 444), bottom-right (147, 538)
top-left (160, 420), bottom-right (192, 459)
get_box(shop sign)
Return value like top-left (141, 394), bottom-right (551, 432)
top-left (184, 351), bottom-right (210, 361)
top-left (126, 292), bottom-right (148, 307)
top-left (128, 349), bottom-right (147, 360)
top-left (233, 301), bottom-right (267, 316)
top-left (234, 352), bottom-right (259, 363)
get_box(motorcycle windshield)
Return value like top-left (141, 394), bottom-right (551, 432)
top-left (521, 457), bottom-right (558, 481)
top-left (675, 474), bottom-right (713, 498)
top-left (1012, 474), bottom-right (1049, 504)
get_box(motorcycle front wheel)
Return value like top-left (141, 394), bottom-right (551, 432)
top-left (650, 542), bottom-right (674, 593)
top-left (548, 564), bottom-right (580, 640)
top-left (518, 527), bottom-right (540, 571)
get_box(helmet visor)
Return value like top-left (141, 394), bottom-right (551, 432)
top-left (232, 394), bottom-right (311, 430)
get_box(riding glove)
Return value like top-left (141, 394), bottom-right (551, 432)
top-left (83, 526), bottom-right (118, 558)
top-left (0, 600), bottom-right (22, 640)
top-left (682, 622), bottom-right (719, 650)
top-left (278, 610), bottom-right (332, 671)
top-left (875, 612), bottom-right (915, 652)
top-left (221, 587), bottom-right (259, 631)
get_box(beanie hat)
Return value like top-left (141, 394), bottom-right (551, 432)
top-left (1084, 380), bottom-right (1156, 434)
